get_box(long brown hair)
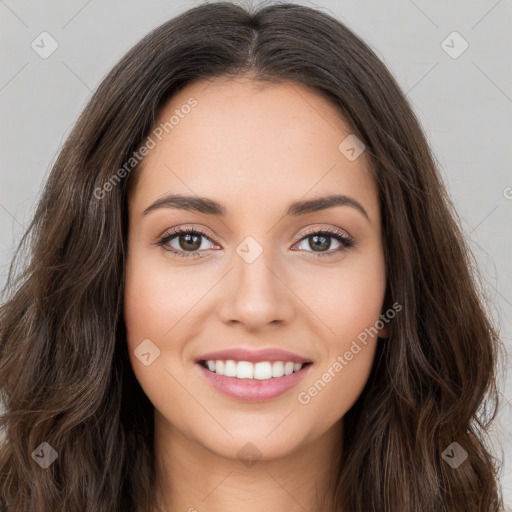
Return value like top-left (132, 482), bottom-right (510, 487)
top-left (0, 2), bottom-right (505, 510)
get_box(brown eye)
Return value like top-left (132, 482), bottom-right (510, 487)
top-left (175, 232), bottom-right (203, 251)
top-left (294, 229), bottom-right (354, 258)
top-left (156, 228), bottom-right (216, 259)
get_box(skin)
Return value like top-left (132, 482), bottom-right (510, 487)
top-left (124, 76), bottom-right (388, 512)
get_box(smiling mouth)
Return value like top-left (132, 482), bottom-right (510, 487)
top-left (198, 359), bottom-right (313, 380)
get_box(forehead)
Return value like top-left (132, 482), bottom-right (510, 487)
top-left (129, 77), bottom-right (379, 223)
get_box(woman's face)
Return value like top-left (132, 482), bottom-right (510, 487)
top-left (124, 77), bottom-right (387, 461)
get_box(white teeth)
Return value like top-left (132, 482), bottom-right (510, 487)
top-left (236, 361), bottom-right (254, 379)
top-left (271, 361), bottom-right (284, 377)
top-left (224, 360), bottom-right (237, 377)
top-left (203, 360), bottom-right (306, 379)
top-left (284, 362), bottom-right (294, 375)
top-left (254, 362), bottom-right (272, 380)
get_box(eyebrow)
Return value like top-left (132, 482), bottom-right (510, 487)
top-left (142, 193), bottom-right (370, 222)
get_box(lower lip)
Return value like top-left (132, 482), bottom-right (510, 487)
top-left (195, 362), bottom-right (313, 402)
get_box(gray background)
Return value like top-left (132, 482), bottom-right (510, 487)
top-left (1, 0), bottom-right (511, 504)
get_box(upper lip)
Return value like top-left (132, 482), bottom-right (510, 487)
top-left (195, 348), bottom-right (313, 364)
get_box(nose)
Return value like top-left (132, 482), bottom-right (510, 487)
top-left (217, 246), bottom-right (296, 331)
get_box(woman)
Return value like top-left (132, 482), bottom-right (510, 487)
top-left (0, 2), bottom-right (505, 511)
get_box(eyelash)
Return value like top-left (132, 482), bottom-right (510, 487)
top-left (155, 226), bottom-right (355, 260)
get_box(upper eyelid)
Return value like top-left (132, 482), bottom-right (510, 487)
top-left (160, 226), bottom-right (216, 244)
top-left (299, 225), bottom-right (351, 239)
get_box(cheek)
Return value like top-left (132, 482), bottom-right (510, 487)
top-left (297, 278), bottom-right (382, 425)
top-left (123, 251), bottom-right (206, 349)
top-left (294, 254), bottom-right (385, 421)
top-left (123, 254), bottom-right (195, 415)
top-left (298, 340), bottom-right (377, 431)
top-left (123, 253), bottom-right (178, 384)
top-left (323, 274), bottom-right (385, 340)
top-left (301, 249), bottom-right (386, 343)
top-left (123, 250), bottom-right (215, 405)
